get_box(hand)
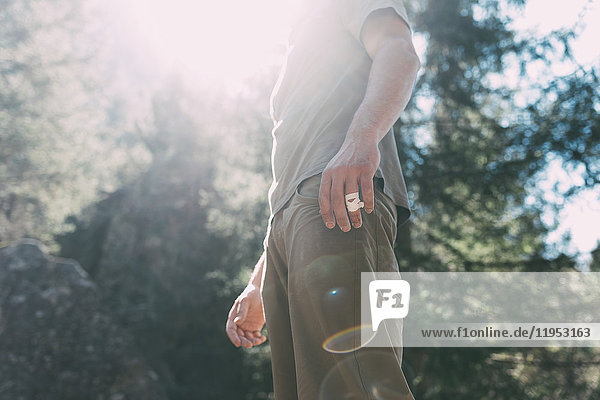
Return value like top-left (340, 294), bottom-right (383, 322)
top-left (319, 139), bottom-right (379, 232)
top-left (226, 284), bottom-right (267, 348)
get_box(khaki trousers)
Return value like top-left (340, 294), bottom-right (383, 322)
top-left (262, 174), bottom-right (414, 400)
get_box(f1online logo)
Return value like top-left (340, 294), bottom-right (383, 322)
top-left (369, 280), bottom-right (410, 332)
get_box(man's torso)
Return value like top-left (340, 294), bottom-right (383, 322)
top-left (267, 0), bottom-right (411, 224)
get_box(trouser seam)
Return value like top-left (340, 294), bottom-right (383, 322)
top-left (375, 197), bottom-right (380, 273)
top-left (353, 225), bottom-right (374, 400)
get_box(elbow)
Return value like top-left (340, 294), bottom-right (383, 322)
top-left (412, 49), bottom-right (422, 72)
top-left (398, 40), bottom-right (421, 74)
top-left (380, 37), bottom-right (421, 74)
top-left (407, 48), bottom-right (421, 75)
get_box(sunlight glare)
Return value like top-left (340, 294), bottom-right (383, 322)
top-left (511, 0), bottom-right (600, 66)
top-left (122, 0), bottom-right (291, 82)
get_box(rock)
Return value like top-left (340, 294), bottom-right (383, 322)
top-left (0, 239), bottom-right (167, 400)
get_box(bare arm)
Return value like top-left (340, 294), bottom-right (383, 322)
top-left (318, 7), bottom-right (420, 231)
top-left (247, 251), bottom-right (266, 290)
top-left (225, 252), bottom-right (267, 348)
top-left (352, 8), bottom-right (421, 145)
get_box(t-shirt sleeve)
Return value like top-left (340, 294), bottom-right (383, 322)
top-left (341, 0), bottom-right (412, 46)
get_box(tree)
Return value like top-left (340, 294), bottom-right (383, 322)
top-left (0, 0), bottom-right (148, 246)
top-left (395, 0), bottom-right (599, 398)
top-left (57, 77), bottom-right (276, 399)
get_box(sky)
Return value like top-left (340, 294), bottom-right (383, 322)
top-left (512, 0), bottom-right (600, 66)
top-left (511, 0), bottom-right (600, 267)
top-left (111, 0), bottom-right (292, 87)
top-left (110, 0), bottom-right (600, 266)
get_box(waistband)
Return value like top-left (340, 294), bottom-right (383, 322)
top-left (298, 173), bottom-right (385, 192)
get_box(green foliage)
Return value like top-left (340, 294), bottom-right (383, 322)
top-left (57, 79), bottom-right (274, 399)
top-left (0, 0), bottom-right (150, 245)
top-left (394, 0), bottom-right (600, 398)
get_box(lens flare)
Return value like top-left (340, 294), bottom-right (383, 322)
top-left (322, 324), bottom-right (377, 353)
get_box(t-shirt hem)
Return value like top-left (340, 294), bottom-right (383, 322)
top-left (269, 167), bottom-right (412, 221)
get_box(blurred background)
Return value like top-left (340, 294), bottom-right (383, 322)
top-left (0, 0), bottom-right (599, 398)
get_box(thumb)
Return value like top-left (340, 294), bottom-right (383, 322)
top-left (233, 298), bottom-right (248, 324)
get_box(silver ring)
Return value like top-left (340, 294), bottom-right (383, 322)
top-left (345, 192), bottom-right (364, 212)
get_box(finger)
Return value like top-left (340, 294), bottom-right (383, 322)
top-left (237, 326), bottom-right (253, 348)
top-left (331, 176), bottom-right (351, 232)
top-left (253, 331), bottom-right (267, 343)
top-left (253, 333), bottom-right (267, 345)
top-left (233, 298), bottom-right (248, 325)
top-left (318, 172), bottom-right (335, 229)
top-left (248, 331), bottom-right (265, 346)
top-left (242, 329), bottom-right (259, 345)
top-left (226, 317), bottom-right (241, 347)
top-left (345, 178), bottom-right (363, 229)
top-left (360, 173), bottom-right (375, 214)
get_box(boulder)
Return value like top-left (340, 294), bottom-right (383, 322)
top-left (0, 239), bottom-right (167, 400)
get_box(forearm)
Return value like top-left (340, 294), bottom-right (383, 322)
top-left (248, 251), bottom-right (266, 290)
top-left (318, 12), bottom-right (419, 231)
top-left (345, 38), bottom-right (420, 146)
